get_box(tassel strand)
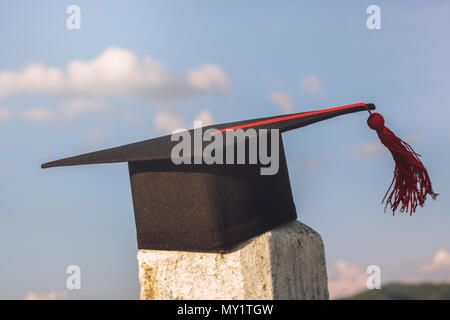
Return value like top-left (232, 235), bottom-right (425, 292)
top-left (365, 109), bottom-right (437, 215)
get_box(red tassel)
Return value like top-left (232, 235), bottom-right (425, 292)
top-left (366, 112), bottom-right (438, 215)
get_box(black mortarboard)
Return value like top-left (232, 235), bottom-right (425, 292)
top-left (42, 103), bottom-right (375, 251)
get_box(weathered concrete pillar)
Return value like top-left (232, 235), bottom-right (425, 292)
top-left (137, 220), bottom-right (328, 300)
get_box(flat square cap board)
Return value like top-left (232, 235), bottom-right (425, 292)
top-left (42, 102), bottom-right (375, 251)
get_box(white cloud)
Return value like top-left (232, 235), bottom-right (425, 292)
top-left (21, 107), bottom-right (54, 122)
top-left (186, 65), bottom-right (231, 92)
top-left (84, 129), bottom-right (106, 147)
top-left (0, 47), bottom-right (230, 101)
top-left (154, 108), bottom-right (217, 134)
top-left (422, 249), bottom-right (450, 272)
top-left (5, 98), bottom-right (137, 124)
top-left (301, 74), bottom-right (321, 96)
top-left (353, 141), bottom-right (385, 158)
top-left (305, 159), bottom-right (322, 169)
top-left (0, 107), bottom-right (10, 120)
top-left (60, 99), bottom-right (109, 119)
top-left (328, 250), bottom-right (450, 299)
top-left (194, 109), bottom-right (215, 127)
top-left (407, 133), bottom-right (424, 144)
top-left (269, 90), bottom-right (294, 113)
top-left (154, 109), bottom-right (186, 134)
top-left (24, 291), bottom-right (67, 300)
top-left (0, 48), bottom-right (229, 126)
top-left (295, 158), bottom-right (324, 170)
top-left (328, 260), bottom-right (368, 299)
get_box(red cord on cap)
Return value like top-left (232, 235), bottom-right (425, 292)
top-left (364, 106), bottom-right (438, 215)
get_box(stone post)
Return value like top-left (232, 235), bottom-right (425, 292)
top-left (137, 220), bottom-right (328, 300)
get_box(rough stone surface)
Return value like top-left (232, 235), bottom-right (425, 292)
top-left (137, 220), bottom-right (328, 300)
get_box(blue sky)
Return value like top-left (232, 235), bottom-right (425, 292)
top-left (0, 1), bottom-right (449, 299)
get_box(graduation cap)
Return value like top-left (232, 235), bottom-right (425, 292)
top-left (41, 102), bottom-right (437, 252)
